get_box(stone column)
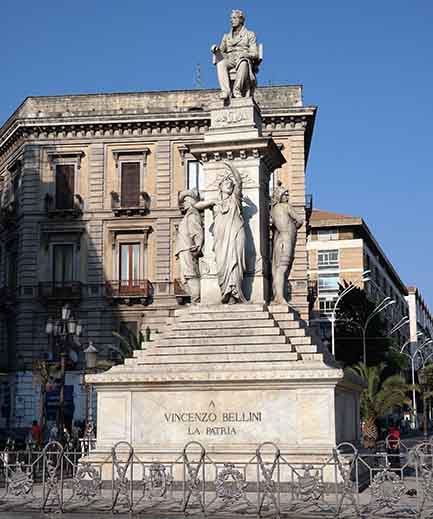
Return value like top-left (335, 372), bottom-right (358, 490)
top-left (190, 99), bottom-right (285, 304)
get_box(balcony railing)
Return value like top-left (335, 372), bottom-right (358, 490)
top-left (44, 193), bottom-right (83, 219)
top-left (110, 191), bottom-right (151, 217)
top-left (38, 282), bottom-right (82, 302)
top-left (105, 280), bottom-right (151, 304)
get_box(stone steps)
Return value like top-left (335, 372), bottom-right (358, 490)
top-left (178, 311), bottom-right (271, 322)
top-left (164, 327), bottom-right (282, 338)
top-left (175, 303), bottom-right (267, 316)
top-left (170, 319), bottom-right (277, 330)
top-left (157, 335), bottom-right (287, 346)
top-left (136, 351), bottom-right (300, 364)
top-left (136, 344), bottom-right (295, 357)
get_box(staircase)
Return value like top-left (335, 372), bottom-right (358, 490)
top-left (114, 303), bottom-right (332, 376)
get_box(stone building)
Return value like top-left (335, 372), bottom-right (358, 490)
top-left (0, 85), bottom-right (315, 430)
top-left (307, 209), bottom-right (410, 344)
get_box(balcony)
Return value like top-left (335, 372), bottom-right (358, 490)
top-left (105, 280), bottom-right (151, 305)
top-left (38, 282), bottom-right (83, 304)
top-left (0, 287), bottom-right (17, 313)
top-left (111, 191), bottom-right (151, 217)
top-left (44, 193), bottom-right (83, 219)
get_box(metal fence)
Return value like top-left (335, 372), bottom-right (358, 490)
top-left (1, 438), bottom-right (433, 516)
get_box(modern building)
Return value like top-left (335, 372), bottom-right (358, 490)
top-left (0, 85), bottom-right (315, 431)
top-left (307, 209), bottom-right (410, 345)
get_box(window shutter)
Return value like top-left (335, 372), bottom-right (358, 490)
top-left (121, 162), bottom-right (140, 207)
top-left (55, 165), bottom-right (75, 209)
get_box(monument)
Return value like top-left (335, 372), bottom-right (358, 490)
top-left (87, 10), bottom-right (361, 462)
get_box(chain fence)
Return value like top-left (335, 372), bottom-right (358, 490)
top-left (0, 437), bottom-right (433, 516)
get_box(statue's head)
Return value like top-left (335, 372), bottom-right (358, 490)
top-left (272, 181), bottom-right (289, 206)
top-left (219, 177), bottom-right (234, 195)
top-left (231, 9), bottom-right (245, 29)
top-left (179, 189), bottom-right (199, 211)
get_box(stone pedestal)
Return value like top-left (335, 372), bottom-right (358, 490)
top-left (190, 98), bottom-right (284, 304)
top-left (86, 99), bottom-right (363, 471)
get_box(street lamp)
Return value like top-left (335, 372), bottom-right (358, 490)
top-left (84, 341), bottom-right (98, 433)
top-left (330, 270), bottom-right (370, 357)
top-left (388, 316), bottom-right (410, 337)
top-left (362, 297), bottom-right (396, 365)
top-left (398, 337), bottom-right (433, 430)
top-left (45, 303), bottom-right (82, 441)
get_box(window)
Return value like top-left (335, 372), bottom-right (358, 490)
top-left (318, 250), bottom-right (339, 268)
top-left (317, 229), bottom-right (337, 241)
top-left (319, 297), bottom-right (337, 315)
top-left (7, 251), bottom-right (17, 289)
top-left (120, 162), bottom-right (140, 207)
top-left (53, 244), bottom-right (74, 285)
top-left (55, 164), bottom-right (75, 209)
top-left (187, 160), bottom-right (204, 191)
top-left (119, 243), bottom-right (141, 292)
top-left (318, 274), bottom-right (339, 291)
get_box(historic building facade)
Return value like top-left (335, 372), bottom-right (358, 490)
top-left (307, 209), bottom-right (410, 344)
top-left (0, 86), bottom-right (315, 430)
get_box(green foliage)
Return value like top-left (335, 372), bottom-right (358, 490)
top-left (348, 363), bottom-right (412, 420)
top-left (335, 283), bottom-right (396, 368)
top-left (111, 328), bottom-right (149, 359)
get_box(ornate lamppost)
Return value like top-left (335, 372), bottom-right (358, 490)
top-left (45, 304), bottom-right (82, 441)
top-left (83, 342), bottom-right (97, 441)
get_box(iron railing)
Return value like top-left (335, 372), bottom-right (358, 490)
top-left (1, 438), bottom-right (433, 515)
top-left (38, 282), bottom-right (82, 301)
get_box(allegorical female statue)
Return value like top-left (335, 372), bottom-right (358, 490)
top-left (195, 162), bottom-right (246, 304)
top-left (271, 181), bottom-right (304, 304)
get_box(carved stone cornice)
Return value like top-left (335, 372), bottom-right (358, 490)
top-left (0, 110), bottom-right (315, 162)
top-left (189, 137), bottom-right (286, 171)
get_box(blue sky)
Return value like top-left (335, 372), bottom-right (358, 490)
top-left (1, 1), bottom-right (432, 308)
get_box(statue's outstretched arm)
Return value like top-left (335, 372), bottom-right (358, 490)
top-left (224, 162), bottom-right (242, 197)
top-left (194, 200), bottom-right (215, 210)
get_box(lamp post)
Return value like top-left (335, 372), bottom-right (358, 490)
top-left (399, 337), bottom-right (433, 430)
top-left (362, 297), bottom-right (396, 365)
top-left (45, 304), bottom-right (82, 441)
top-left (330, 270), bottom-right (370, 357)
top-left (418, 368), bottom-right (429, 439)
top-left (83, 342), bottom-right (97, 434)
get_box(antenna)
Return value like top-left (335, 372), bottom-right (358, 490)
top-left (195, 63), bottom-right (203, 89)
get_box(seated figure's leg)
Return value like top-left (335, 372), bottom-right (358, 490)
top-left (215, 54), bottom-right (231, 100)
top-left (233, 61), bottom-right (250, 98)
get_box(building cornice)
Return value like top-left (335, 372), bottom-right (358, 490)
top-left (0, 107), bottom-right (316, 162)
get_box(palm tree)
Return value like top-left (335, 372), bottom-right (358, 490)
top-left (348, 362), bottom-right (412, 449)
top-left (111, 327), bottom-right (150, 360)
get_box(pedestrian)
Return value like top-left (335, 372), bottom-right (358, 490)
top-left (49, 423), bottom-right (58, 443)
top-left (30, 420), bottom-right (42, 447)
top-left (387, 421), bottom-right (401, 468)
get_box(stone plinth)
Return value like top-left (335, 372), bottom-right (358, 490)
top-left (88, 303), bottom-right (362, 456)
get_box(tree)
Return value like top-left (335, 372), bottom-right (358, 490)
top-left (334, 283), bottom-right (397, 368)
top-left (348, 363), bottom-right (412, 448)
top-left (111, 326), bottom-right (150, 360)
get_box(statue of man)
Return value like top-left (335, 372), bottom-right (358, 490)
top-left (175, 190), bottom-right (204, 303)
top-left (271, 182), bottom-right (304, 305)
top-left (211, 10), bottom-right (260, 100)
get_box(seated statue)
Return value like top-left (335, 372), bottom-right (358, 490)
top-left (211, 9), bottom-right (261, 100)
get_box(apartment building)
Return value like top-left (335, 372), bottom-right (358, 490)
top-left (0, 85), bottom-right (315, 430)
top-left (307, 210), bottom-right (410, 344)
